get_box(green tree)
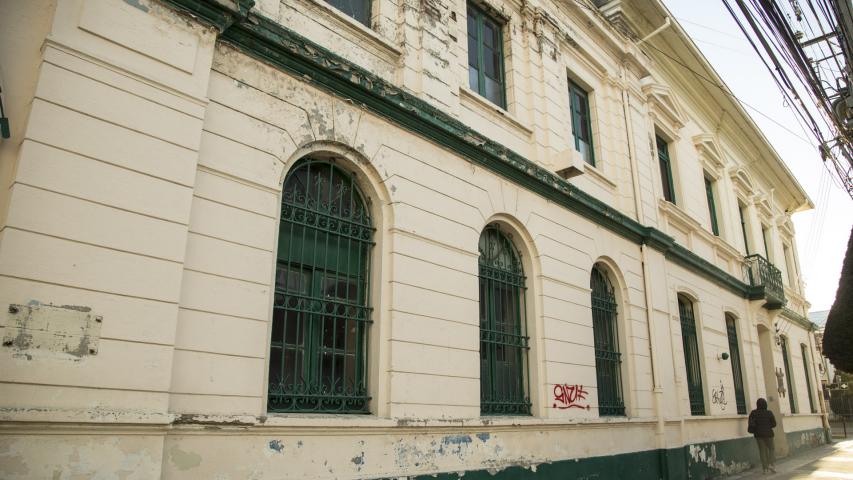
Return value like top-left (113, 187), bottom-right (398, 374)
top-left (824, 226), bottom-right (853, 373)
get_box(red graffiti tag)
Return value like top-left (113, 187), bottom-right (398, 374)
top-left (552, 384), bottom-right (590, 410)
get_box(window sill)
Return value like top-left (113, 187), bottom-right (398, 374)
top-left (291, 0), bottom-right (402, 64)
top-left (459, 86), bottom-right (534, 138)
top-left (583, 162), bottom-right (617, 190)
top-left (658, 198), bottom-right (702, 233)
top-left (680, 414), bottom-right (747, 422)
top-left (658, 199), bottom-right (747, 264)
top-left (177, 413), bottom-right (660, 430)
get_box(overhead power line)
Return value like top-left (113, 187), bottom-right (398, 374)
top-left (639, 39), bottom-right (817, 145)
top-left (721, 0), bottom-right (853, 198)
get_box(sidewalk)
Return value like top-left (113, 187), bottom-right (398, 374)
top-left (731, 439), bottom-right (853, 479)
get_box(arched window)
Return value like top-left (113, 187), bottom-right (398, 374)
top-left (478, 224), bottom-right (530, 415)
top-left (725, 313), bottom-right (747, 414)
top-left (678, 294), bottom-right (705, 415)
top-left (590, 265), bottom-right (624, 416)
top-left (268, 159), bottom-right (374, 413)
top-left (781, 335), bottom-right (797, 413)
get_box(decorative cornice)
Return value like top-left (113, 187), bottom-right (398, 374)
top-left (640, 77), bottom-right (686, 131)
top-left (158, 0), bottom-right (763, 302)
top-left (780, 308), bottom-right (817, 331)
top-left (730, 167), bottom-right (756, 200)
top-left (164, 0), bottom-right (254, 31)
top-left (693, 133), bottom-right (727, 174)
top-left (666, 243), bottom-right (751, 296)
top-left (755, 195), bottom-right (774, 220)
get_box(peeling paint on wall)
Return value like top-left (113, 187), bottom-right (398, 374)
top-left (2, 302), bottom-right (101, 361)
top-left (351, 451), bottom-right (365, 471)
top-left (442, 435), bottom-right (472, 446)
top-left (268, 440), bottom-right (284, 453)
top-left (122, 0), bottom-right (150, 13)
top-left (789, 429), bottom-right (824, 454)
top-left (688, 443), bottom-right (751, 476)
top-left (168, 445), bottom-right (201, 471)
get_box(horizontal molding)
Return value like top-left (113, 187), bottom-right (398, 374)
top-left (780, 308), bottom-right (817, 331)
top-left (160, 0), bottom-right (763, 302)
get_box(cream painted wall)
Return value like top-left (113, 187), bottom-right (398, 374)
top-left (0, 0), bottom-right (824, 478)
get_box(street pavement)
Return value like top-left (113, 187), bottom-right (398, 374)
top-left (733, 439), bottom-right (853, 479)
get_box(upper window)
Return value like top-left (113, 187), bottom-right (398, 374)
top-left (326, 0), bottom-right (371, 26)
top-left (478, 224), bottom-right (530, 415)
top-left (656, 135), bottom-right (676, 203)
top-left (590, 265), bottom-right (624, 416)
top-left (268, 159), bottom-right (375, 414)
top-left (761, 224), bottom-right (771, 260)
top-left (783, 244), bottom-right (797, 287)
top-left (739, 203), bottom-right (750, 254)
top-left (569, 80), bottom-right (594, 166)
top-left (678, 294), bottom-right (705, 416)
top-left (467, 4), bottom-right (505, 108)
top-left (704, 175), bottom-right (720, 236)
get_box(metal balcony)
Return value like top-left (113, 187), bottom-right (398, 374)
top-left (743, 254), bottom-right (786, 310)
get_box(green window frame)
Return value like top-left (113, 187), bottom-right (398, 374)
top-left (479, 224), bottom-right (530, 415)
top-left (762, 225), bottom-right (771, 260)
top-left (678, 295), bottom-right (705, 415)
top-left (657, 135), bottom-right (676, 203)
top-left (705, 176), bottom-right (720, 236)
top-left (801, 343), bottom-right (817, 413)
top-left (739, 204), bottom-right (750, 254)
top-left (569, 80), bottom-right (595, 166)
top-left (325, 0), bottom-right (371, 26)
top-left (591, 265), bottom-right (625, 416)
top-left (467, 3), bottom-right (506, 108)
top-left (781, 336), bottom-right (797, 413)
top-left (725, 314), bottom-right (747, 414)
top-left (783, 244), bottom-right (797, 287)
top-left (268, 159), bottom-right (374, 414)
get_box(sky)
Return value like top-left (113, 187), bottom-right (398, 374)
top-left (661, 0), bottom-right (853, 312)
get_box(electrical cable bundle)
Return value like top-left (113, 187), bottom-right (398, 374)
top-left (723, 0), bottom-right (853, 198)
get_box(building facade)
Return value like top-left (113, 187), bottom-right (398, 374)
top-left (0, 0), bottom-right (828, 478)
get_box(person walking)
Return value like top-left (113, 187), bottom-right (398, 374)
top-left (748, 398), bottom-right (777, 474)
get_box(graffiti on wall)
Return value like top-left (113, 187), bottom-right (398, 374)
top-left (711, 381), bottom-right (728, 410)
top-left (552, 384), bottom-right (590, 410)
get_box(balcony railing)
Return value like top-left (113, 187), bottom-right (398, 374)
top-left (743, 254), bottom-right (785, 309)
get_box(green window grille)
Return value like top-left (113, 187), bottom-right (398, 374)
top-left (705, 176), bottom-right (720, 236)
top-left (325, 0), bottom-right (371, 26)
top-left (569, 80), bottom-right (595, 166)
top-left (678, 295), bottom-right (705, 416)
top-left (801, 343), bottom-right (817, 413)
top-left (657, 136), bottom-right (676, 203)
top-left (591, 265), bottom-right (625, 416)
top-left (479, 224), bottom-right (530, 415)
top-left (725, 314), bottom-right (747, 415)
top-left (739, 205), bottom-right (750, 254)
top-left (467, 3), bottom-right (505, 108)
top-left (781, 336), bottom-right (797, 414)
top-left (268, 159), bottom-right (374, 414)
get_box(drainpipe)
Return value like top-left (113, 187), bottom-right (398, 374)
top-left (637, 17), bottom-right (671, 46)
top-left (807, 329), bottom-right (831, 441)
top-left (620, 62), bottom-right (666, 452)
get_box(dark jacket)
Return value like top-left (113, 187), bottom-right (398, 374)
top-left (748, 400), bottom-right (776, 438)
